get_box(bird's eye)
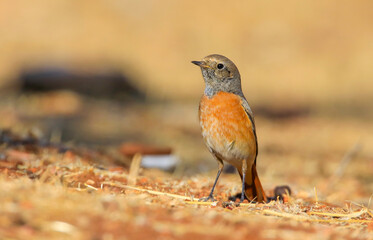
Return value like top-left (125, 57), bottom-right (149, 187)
top-left (217, 63), bottom-right (224, 69)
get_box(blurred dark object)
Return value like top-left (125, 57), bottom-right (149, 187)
top-left (270, 185), bottom-right (292, 201)
top-left (0, 129), bottom-right (68, 152)
top-left (1, 129), bottom-right (43, 146)
top-left (19, 67), bottom-right (145, 100)
top-left (0, 129), bottom-right (130, 168)
top-left (274, 185), bottom-right (292, 197)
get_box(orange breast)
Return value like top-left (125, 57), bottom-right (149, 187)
top-left (199, 92), bottom-right (256, 165)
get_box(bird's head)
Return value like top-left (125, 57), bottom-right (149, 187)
top-left (192, 54), bottom-right (242, 96)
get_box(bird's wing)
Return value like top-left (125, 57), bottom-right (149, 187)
top-left (239, 96), bottom-right (258, 164)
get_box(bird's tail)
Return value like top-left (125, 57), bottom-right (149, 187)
top-left (239, 164), bottom-right (267, 203)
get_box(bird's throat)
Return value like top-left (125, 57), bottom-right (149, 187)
top-left (204, 84), bottom-right (216, 98)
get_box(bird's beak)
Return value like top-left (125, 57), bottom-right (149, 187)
top-left (191, 60), bottom-right (211, 69)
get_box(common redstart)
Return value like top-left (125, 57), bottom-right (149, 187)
top-left (192, 54), bottom-right (267, 203)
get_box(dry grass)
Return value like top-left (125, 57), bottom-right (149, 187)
top-left (0, 122), bottom-right (373, 239)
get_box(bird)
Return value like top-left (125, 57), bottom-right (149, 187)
top-left (192, 54), bottom-right (267, 203)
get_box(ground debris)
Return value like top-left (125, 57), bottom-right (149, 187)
top-left (0, 131), bottom-right (372, 239)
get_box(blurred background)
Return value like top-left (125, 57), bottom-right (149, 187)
top-left (0, 0), bottom-right (372, 204)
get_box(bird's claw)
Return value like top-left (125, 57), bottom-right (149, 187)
top-left (198, 195), bottom-right (216, 202)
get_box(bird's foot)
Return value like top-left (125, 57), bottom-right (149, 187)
top-left (239, 192), bottom-right (246, 203)
top-left (198, 195), bottom-right (216, 202)
top-left (228, 192), bottom-right (249, 202)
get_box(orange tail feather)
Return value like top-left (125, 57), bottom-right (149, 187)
top-left (239, 164), bottom-right (267, 203)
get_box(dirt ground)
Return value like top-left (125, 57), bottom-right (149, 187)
top-left (0, 92), bottom-right (372, 240)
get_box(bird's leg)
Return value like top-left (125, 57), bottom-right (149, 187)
top-left (199, 160), bottom-right (224, 202)
top-left (240, 159), bottom-right (248, 203)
